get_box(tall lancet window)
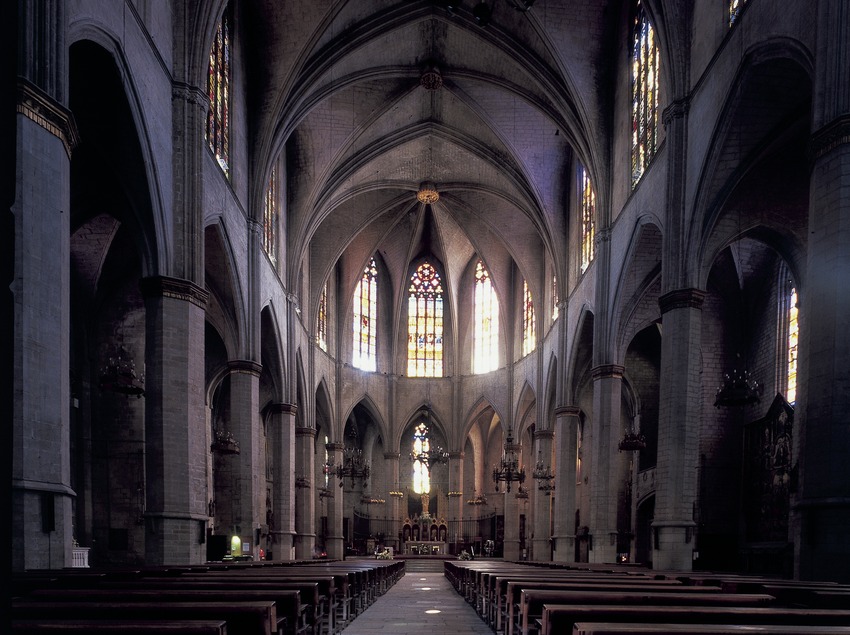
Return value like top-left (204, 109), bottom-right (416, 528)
top-left (407, 262), bottom-right (444, 377)
top-left (631, 0), bottom-right (660, 187)
top-left (262, 166), bottom-right (278, 264)
top-left (522, 279), bottom-right (536, 356)
top-left (317, 282), bottom-right (327, 352)
top-left (552, 276), bottom-right (559, 321)
top-left (411, 422), bottom-right (431, 494)
top-left (729, 0), bottom-right (748, 26)
top-left (474, 260), bottom-right (499, 374)
top-left (580, 165), bottom-right (596, 273)
top-left (353, 258), bottom-right (377, 371)
top-left (206, 4), bottom-right (231, 176)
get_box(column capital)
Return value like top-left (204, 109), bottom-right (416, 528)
top-left (17, 78), bottom-right (79, 158)
top-left (326, 442), bottom-right (345, 451)
top-left (533, 429), bottom-right (554, 440)
top-left (296, 426), bottom-right (318, 438)
top-left (591, 364), bottom-right (625, 380)
top-left (449, 451), bottom-right (465, 460)
top-left (383, 452), bottom-right (401, 460)
top-left (809, 114), bottom-right (850, 163)
top-left (554, 405), bottom-right (581, 418)
top-left (659, 288), bottom-right (705, 313)
top-left (227, 360), bottom-right (262, 377)
top-left (171, 80), bottom-right (209, 108)
top-left (140, 276), bottom-right (208, 309)
top-left (662, 97), bottom-right (690, 126)
top-left (267, 402), bottom-right (297, 416)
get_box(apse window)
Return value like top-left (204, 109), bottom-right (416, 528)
top-left (631, 0), bottom-right (660, 187)
top-left (407, 262), bottom-right (444, 377)
top-left (206, 3), bottom-right (232, 176)
top-left (412, 422), bottom-right (431, 494)
top-left (353, 258), bottom-right (378, 371)
top-left (473, 260), bottom-right (499, 374)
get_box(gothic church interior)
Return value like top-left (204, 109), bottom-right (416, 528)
top-left (9, 0), bottom-right (850, 583)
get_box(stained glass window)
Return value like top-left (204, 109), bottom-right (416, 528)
top-left (474, 260), bottom-right (499, 374)
top-left (407, 262), bottom-right (444, 377)
top-left (631, 0), bottom-right (660, 187)
top-left (412, 422), bottom-right (431, 494)
top-left (263, 167), bottom-right (278, 264)
top-left (580, 165), bottom-right (596, 273)
top-left (552, 276), bottom-right (559, 321)
top-left (206, 5), bottom-right (231, 176)
top-left (786, 285), bottom-right (798, 405)
top-left (522, 280), bottom-right (536, 356)
top-left (353, 258), bottom-right (377, 371)
top-left (729, 0), bottom-right (747, 26)
top-left (317, 282), bottom-right (328, 352)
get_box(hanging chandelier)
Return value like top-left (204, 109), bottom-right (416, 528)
top-left (515, 485), bottom-right (529, 500)
top-left (409, 408), bottom-right (449, 467)
top-left (99, 345), bottom-right (145, 398)
top-left (618, 431), bottom-right (647, 453)
top-left (715, 368), bottom-right (761, 407)
top-left (531, 451), bottom-right (554, 482)
top-left (492, 427), bottom-right (526, 492)
top-left (326, 446), bottom-right (371, 488)
top-left (211, 428), bottom-right (240, 455)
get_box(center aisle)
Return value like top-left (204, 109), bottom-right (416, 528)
top-left (340, 559), bottom-right (492, 634)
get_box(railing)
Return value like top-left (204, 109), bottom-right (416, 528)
top-left (71, 547), bottom-right (90, 568)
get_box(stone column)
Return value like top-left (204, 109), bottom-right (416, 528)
top-left (552, 405), bottom-right (579, 562)
top-left (228, 360), bottom-right (262, 558)
top-left (140, 276), bottom-right (209, 565)
top-left (448, 451), bottom-right (465, 529)
top-left (532, 429), bottom-right (554, 561)
top-left (654, 289), bottom-right (704, 570)
top-left (268, 402), bottom-right (296, 560)
top-left (294, 426), bottom-right (317, 560)
top-left (795, 0), bottom-right (850, 582)
top-left (588, 364), bottom-right (626, 564)
top-left (11, 0), bottom-right (77, 571)
top-left (500, 430), bottom-right (523, 561)
top-left (384, 452), bottom-right (401, 552)
top-left (324, 442), bottom-right (345, 559)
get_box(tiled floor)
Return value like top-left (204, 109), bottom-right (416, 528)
top-left (340, 560), bottom-right (492, 634)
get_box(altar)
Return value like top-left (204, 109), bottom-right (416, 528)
top-left (405, 541), bottom-right (446, 555)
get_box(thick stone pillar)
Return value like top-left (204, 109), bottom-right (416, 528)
top-left (532, 429), bottom-right (554, 561)
top-left (795, 0), bottom-right (850, 582)
top-left (654, 289), bottom-right (704, 570)
top-left (140, 276), bottom-right (209, 565)
top-left (324, 442), bottom-right (345, 559)
top-left (11, 0), bottom-right (77, 571)
top-left (448, 451), bottom-right (465, 526)
top-left (228, 361), bottom-right (262, 558)
top-left (588, 365), bottom-right (625, 564)
top-left (268, 402), bottom-right (296, 560)
top-left (502, 487), bottom-right (520, 561)
top-left (294, 426), bottom-right (317, 559)
top-left (383, 452), bottom-right (401, 551)
top-left (552, 405), bottom-right (579, 562)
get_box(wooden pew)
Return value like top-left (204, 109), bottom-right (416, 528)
top-left (515, 589), bottom-right (776, 635)
top-left (11, 619), bottom-right (228, 634)
top-left (11, 600), bottom-right (277, 635)
top-left (571, 623), bottom-right (850, 634)
top-left (24, 588), bottom-right (306, 635)
top-left (502, 579), bottom-right (719, 635)
top-left (540, 604), bottom-right (850, 635)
